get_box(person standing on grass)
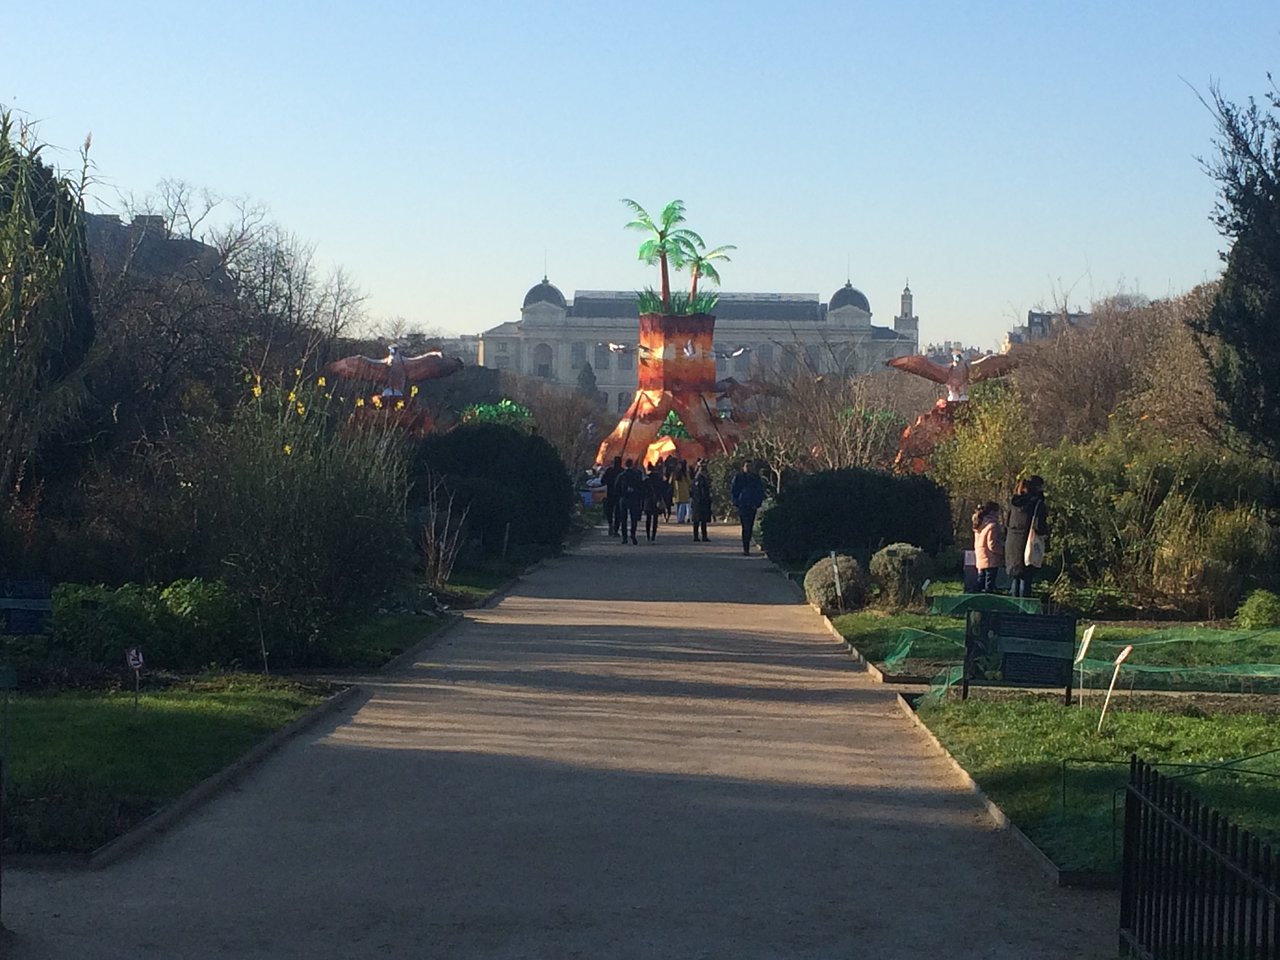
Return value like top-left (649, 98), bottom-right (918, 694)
top-left (972, 501), bottom-right (1004, 593)
top-left (642, 463), bottom-right (669, 542)
top-left (690, 459), bottom-right (713, 542)
top-left (601, 456), bottom-right (623, 537)
top-left (1005, 475), bottom-right (1049, 597)
top-left (730, 460), bottom-right (766, 556)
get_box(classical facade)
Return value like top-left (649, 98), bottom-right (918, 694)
top-left (478, 280), bottom-right (920, 413)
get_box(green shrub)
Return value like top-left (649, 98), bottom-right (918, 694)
top-left (803, 554), bottom-right (868, 611)
top-left (759, 467), bottom-right (951, 565)
top-left (160, 579), bottom-right (253, 669)
top-left (869, 543), bottom-right (934, 609)
top-left (50, 583), bottom-right (172, 667)
top-left (412, 423), bottom-right (573, 557)
top-left (1236, 589), bottom-right (1280, 630)
top-left (196, 381), bottom-right (412, 664)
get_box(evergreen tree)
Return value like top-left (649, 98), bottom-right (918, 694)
top-left (576, 361), bottom-right (598, 398)
top-left (1191, 79), bottom-right (1280, 458)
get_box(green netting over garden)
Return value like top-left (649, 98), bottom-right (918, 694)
top-left (881, 624), bottom-right (1280, 696)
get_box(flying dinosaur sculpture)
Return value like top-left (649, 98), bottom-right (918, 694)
top-left (324, 344), bottom-right (463, 396)
top-left (886, 350), bottom-right (1019, 473)
top-left (886, 351), bottom-right (1017, 401)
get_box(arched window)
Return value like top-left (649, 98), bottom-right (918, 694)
top-left (533, 343), bottom-right (554, 379)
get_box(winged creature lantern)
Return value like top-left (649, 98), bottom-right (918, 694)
top-left (323, 344), bottom-right (463, 435)
top-left (324, 344), bottom-right (463, 397)
top-left (885, 350), bottom-right (1018, 473)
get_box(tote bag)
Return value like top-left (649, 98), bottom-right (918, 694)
top-left (1023, 505), bottom-right (1045, 568)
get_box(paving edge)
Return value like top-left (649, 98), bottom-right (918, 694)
top-left (79, 684), bottom-right (363, 869)
top-left (893, 693), bottom-right (1120, 890)
top-left (378, 613), bottom-right (465, 674)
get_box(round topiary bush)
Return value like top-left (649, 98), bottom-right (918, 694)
top-left (803, 554), bottom-right (868, 612)
top-left (1235, 588), bottom-right (1280, 630)
top-left (869, 542), bottom-right (933, 609)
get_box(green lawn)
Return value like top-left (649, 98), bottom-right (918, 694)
top-left (1, 674), bottom-right (332, 854)
top-left (917, 694), bottom-right (1280, 874)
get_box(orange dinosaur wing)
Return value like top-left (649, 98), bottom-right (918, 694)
top-left (324, 355), bottom-right (390, 382)
top-left (886, 354), bottom-right (951, 385)
top-left (969, 353), bottom-right (1018, 382)
top-left (402, 353), bottom-right (463, 381)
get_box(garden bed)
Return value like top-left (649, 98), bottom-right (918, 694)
top-left (913, 690), bottom-right (1280, 876)
top-left (0, 674), bottom-right (335, 855)
top-left (832, 610), bottom-right (1280, 693)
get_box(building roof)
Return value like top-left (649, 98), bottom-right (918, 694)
top-left (569, 290), bottom-right (826, 322)
top-left (830, 281), bottom-right (871, 313)
top-left (523, 278), bottom-right (567, 308)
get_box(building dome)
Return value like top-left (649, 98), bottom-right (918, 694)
top-left (830, 281), bottom-right (871, 313)
top-left (523, 277), bottom-right (567, 309)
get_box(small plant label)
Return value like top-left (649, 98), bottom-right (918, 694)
top-left (126, 648), bottom-right (144, 671)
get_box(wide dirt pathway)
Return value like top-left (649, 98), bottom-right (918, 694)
top-left (6, 526), bottom-right (1115, 959)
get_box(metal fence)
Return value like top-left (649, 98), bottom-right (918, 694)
top-left (1120, 756), bottom-right (1279, 958)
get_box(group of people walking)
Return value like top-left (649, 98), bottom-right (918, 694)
top-left (972, 475), bottom-right (1049, 597)
top-left (599, 456), bottom-right (714, 545)
top-left (597, 457), bottom-right (766, 555)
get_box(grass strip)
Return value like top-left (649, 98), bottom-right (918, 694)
top-left (917, 695), bottom-right (1280, 873)
top-left (1, 674), bottom-right (330, 854)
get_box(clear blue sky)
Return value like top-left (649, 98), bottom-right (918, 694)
top-left (5, 1), bottom-right (1277, 350)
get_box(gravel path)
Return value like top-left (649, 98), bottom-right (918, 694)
top-left (5, 526), bottom-right (1116, 959)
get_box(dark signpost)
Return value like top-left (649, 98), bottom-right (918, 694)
top-left (961, 609), bottom-right (1077, 704)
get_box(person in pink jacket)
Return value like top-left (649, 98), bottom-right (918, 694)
top-left (972, 502), bottom-right (1005, 593)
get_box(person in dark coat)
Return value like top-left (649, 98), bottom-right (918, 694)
top-left (642, 463), bottom-right (669, 542)
top-left (729, 460), bottom-right (766, 555)
top-left (1005, 475), bottom-right (1049, 598)
top-left (690, 460), bottom-right (713, 542)
top-left (601, 456), bottom-right (623, 537)
top-left (615, 458), bottom-right (645, 545)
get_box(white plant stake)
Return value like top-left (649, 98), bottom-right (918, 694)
top-left (1075, 625), bottom-right (1096, 709)
top-left (829, 551), bottom-right (843, 607)
top-left (1097, 644), bottom-right (1132, 734)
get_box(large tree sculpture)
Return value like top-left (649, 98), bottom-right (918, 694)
top-left (597, 199), bottom-right (744, 465)
top-left (886, 351), bottom-right (1017, 472)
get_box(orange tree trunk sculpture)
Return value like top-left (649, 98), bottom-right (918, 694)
top-left (596, 312), bottom-right (745, 466)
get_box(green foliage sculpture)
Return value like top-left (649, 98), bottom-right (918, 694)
top-left (621, 198), bottom-right (734, 315)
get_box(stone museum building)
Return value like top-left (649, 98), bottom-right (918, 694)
top-left (478, 279), bottom-right (920, 412)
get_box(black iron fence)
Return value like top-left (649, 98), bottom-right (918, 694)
top-left (1121, 756), bottom-right (1279, 958)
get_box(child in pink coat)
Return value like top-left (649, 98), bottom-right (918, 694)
top-left (973, 502), bottom-right (1005, 593)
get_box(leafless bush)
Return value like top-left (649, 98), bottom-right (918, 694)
top-left (419, 471), bottom-right (470, 589)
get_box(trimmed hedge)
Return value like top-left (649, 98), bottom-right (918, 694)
top-left (760, 467), bottom-right (951, 565)
top-left (411, 423), bottom-right (574, 558)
